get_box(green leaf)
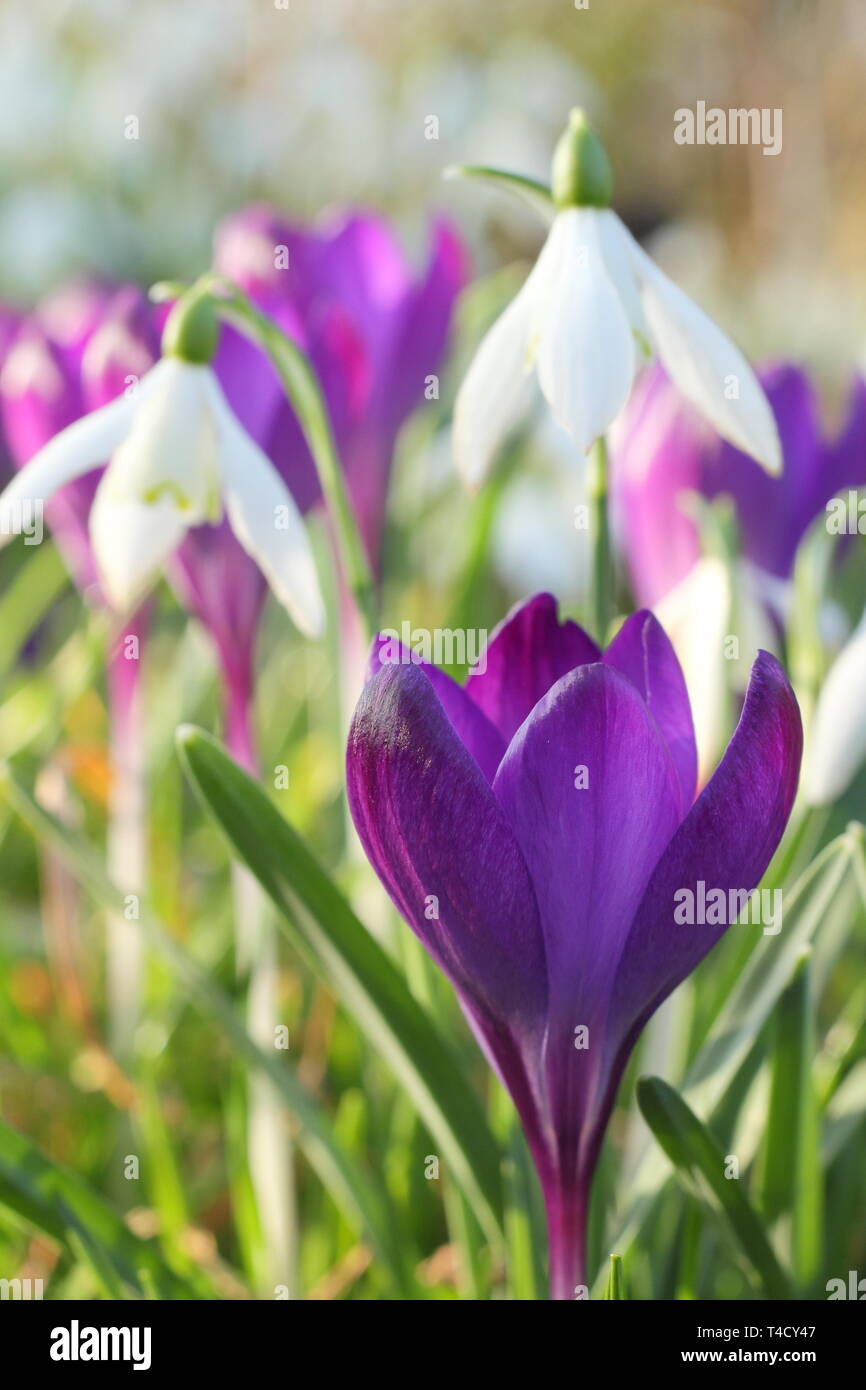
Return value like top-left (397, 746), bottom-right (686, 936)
top-left (0, 1119), bottom-right (200, 1299)
top-left (603, 1253), bottom-right (625, 1300)
top-left (757, 949), bottom-right (822, 1288)
top-left (637, 1077), bottom-right (790, 1300)
top-left (0, 542), bottom-right (69, 680)
top-left (212, 287), bottom-right (376, 636)
top-left (684, 833), bottom-right (857, 1114)
top-left (0, 764), bottom-right (411, 1295)
top-left (175, 724), bottom-right (504, 1243)
top-left (443, 165), bottom-right (556, 223)
top-left (599, 831), bottom-right (858, 1294)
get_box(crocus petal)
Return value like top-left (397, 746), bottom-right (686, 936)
top-left (89, 484), bottom-right (188, 611)
top-left (0, 388), bottom-right (137, 545)
top-left (465, 592), bottom-right (599, 744)
top-left (536, 208), bottom-right (636, 453)
top-left (452, 215), bottom-right (565, 490)
top-left (608, 650), bottom-right (801, 1052)
top-left (493, 663), bottom-right (682, 1039)
top-left (623, 224), bottom-right (781, 474)
top-left (367, 634), bottom-right (505, 782)
top-left (603, 610), bottom-right (698, 812)
top-left (492, 663), bottom-right (682, 1182)
top-left (347, 662), bottom-right (547, 1037)
top-left (608, 363), bottom-right (706, 606)
top-left (804, 613), bottom-right (866, 805)
top-left (205, 375), bottom-right (324, 640)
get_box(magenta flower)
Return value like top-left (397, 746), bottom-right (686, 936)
top-left (214, 204), bottom-right (466, 568)
top-left (0, 281), bottom-right (147, 600)
top-left (346, 593), bottom-right (802, 1298)
top-left (612, 363), bottom-right (866, 607)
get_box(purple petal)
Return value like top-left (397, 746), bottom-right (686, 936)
top-left (465, 593), bottom-right (600, 744)
top-left (80, 288), bottom-right (158, 410)
top-left (367, 633), bottom-right (505, 783)
top-left (347, 662), bottom-right (547, 1038)
top-left (0, 327), bottom-right (102, 595)
top-left (703, 365), bottom-right (822, 578)
top-left (492, 662), bottom-right (682, 1182)
top-left (603, 610), bottom-right (697, 812)
top-left (608, 649), bottom-right (802, 1051)
top-left (492, 662), bottom-right (681, 1030)
top-left (610, 365), bottom-right (705, 606)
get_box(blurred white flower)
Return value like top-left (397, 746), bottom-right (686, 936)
top-left (656, 555), bottom-right (778, 785)
top-left (804, 610), bottom-right (866, 805)
top-left (0, 353), bottom-right (324, 635)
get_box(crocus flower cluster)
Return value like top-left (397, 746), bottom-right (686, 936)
top-left (347, 593), bottom-right (802, 1298)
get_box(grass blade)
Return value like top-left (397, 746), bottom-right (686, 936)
top-left (0, 762), bottom-right (411, 1294)
top-left (637, 1076), bottom-right (790, 1300)
top-left (175, 724), bottom-right (504, 1243)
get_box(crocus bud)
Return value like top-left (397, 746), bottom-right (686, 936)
top-left (551, 108), bottom-right (613, 210)
top-left (161, 289), bottom-right (219, 365)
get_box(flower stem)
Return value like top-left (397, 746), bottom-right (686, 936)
top-left (223, 670), bottom-right (298, 1298)
top-left (212, 284), bottom-right (379, 642)
top-left (544, 1182), bottom-right (588, 1300)
top-left (588, 435), bottom-right (613, 643)
top-left (105, 615), bottom-right (148, 1060)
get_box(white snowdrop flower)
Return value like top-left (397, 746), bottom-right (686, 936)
top-left (0, 291), bottom-right (324, 637)
top-left (454, 109), bottom-right (781, 489)
top-left (805, 608), bottom-right (866, 805)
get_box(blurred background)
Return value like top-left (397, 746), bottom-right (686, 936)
top-left (2, 0), bottom-right (865, 367)
top-left (1, 0), bottom-right (864, 1302)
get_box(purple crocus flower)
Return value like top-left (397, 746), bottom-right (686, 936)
top-left (346, 593), bottom-right (802, 1298)
top-left (0, 280), bottom-right (126, 599)
top-left (611, 362), bottom-right (866, 607)
top-left (214, 203), bottom-right (467, 569)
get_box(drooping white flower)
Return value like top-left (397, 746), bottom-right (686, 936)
top-left (0, 297), bottom-right (325, 637)
top-left (804, 609), bottom-right (866, 805)
top-left (655, 555), bottom-right (780, 785)
top-left (453, 110), bottom-right (781, 489)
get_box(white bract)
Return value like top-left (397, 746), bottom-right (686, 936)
top-left (0, 356), bottom-right (324, 635)
top-left (454, 205), bottom-right (781, 488)
top-left (805, 609), bottom-right (866, 805)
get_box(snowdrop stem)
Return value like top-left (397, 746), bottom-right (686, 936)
top-left (211, 284), bottom-right (379, 642)
top-left (223, 675), bottom-right (298, 1298)
top-left (105, 613), bottom-right (149, 1060)
top-left (588, 435), bottom-right (613, 642)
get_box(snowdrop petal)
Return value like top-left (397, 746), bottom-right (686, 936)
top-left (90, 483), bottom-right (188, 611)
top-left (596, 210), bottom-right (650, 355)
top-left (537, 209), bottom-right (635, 452)
top-left (623, 223), bottom-right (781, 474)
top-left (206, 377), bottom-right (325, 639)
top-left (655, 557), bottom-right (733, 784)
top-left (0, 389), bottom-right (138, 545)
top-left (452, 216), bottom-right (566, 490)
top-left (110, 359), bottom-right (221, 520)
top-left (805, 614), bottom-right (866, 805)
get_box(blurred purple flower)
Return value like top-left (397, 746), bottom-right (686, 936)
top-left (347, 593), bottom-right (801, 1297)
top-left (611, 363), bottom-right (866, 608)
top-left (0, 280), bottom-right (141, 599)
top-left (213, 203), bottom-right (467, 569)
